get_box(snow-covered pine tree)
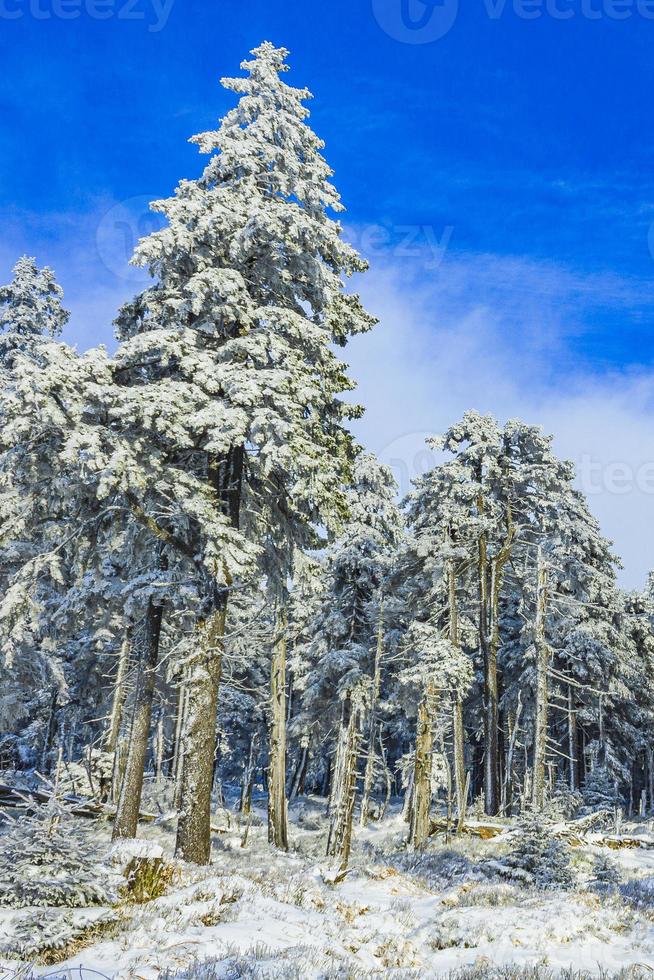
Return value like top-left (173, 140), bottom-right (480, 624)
top-left (0, 261), bottom-right (77, 769)
top-left (490, 811), bottom-right (574, 889)
top-left (399, 623), bottom-right (472, 848)
top-left (0, 792), bottom-right (118, 959)
top-left (590, 852), bottom-right (621, 893)
top-left (0, 256), bottom-right (69, 359)
top-left (292, 454), bottom-right (402, 865)
top-left (111, 42), bottom-right (375, 863)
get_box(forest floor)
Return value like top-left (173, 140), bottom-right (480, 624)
top-left (5, 792), bottom-right (654, 979)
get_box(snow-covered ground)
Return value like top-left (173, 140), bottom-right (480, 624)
top-left (4, 796), bottom-right (654, 979)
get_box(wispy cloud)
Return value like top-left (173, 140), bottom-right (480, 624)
top-left (347, 249), bottom-right (654, 589)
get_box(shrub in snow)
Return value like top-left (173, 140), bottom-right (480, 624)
top-left (621, 874), bottom-right (654, 909)
top-left (547, 778), bottom-right (583, 820)
top-left (1, 908), bottom-right (118, 962)
top-left (590, 852), bottom-right (621, 894)
top-left (0, 798), bottom-right (119, 960)
top-left (428, 918), bottom-right (479, 951)
top-left (581, 765), bottom-right (622, 813)
top-left (0, 803), bottom-right (117, 908)
top-left (485, 812), bottom-right (574, 889)
top-left (392, 847), bottom-right (477, 888)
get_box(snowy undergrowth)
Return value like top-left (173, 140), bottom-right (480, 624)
top-left (4, 797), bottom-right (654, 978)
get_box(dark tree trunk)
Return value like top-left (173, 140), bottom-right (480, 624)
top-left (113, 598), bottom-right (164, 840)
top-left (175, 445), bottom-right (244, 865)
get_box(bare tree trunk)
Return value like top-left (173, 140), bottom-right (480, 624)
top-left (379, 730), bottom-right (392, 820)
top-left (326, 692), bottom-right (360, 870)
top-left (480, 492), bottom-right (515, 817)
top-left (268, 607), bottom-right (289, 851)
top-left (448, 561), bottom-right (467, 831)
top-left (154, 710), bottom-right (165, 785)
top-left (360, 602), bottom-right (384, 828)
top-left (113, 599), bottom-right (164, 840)
top-left (402, 766), bottom-right (414, 824)
top-left (477, 495), bottom-right (498, 817)
top-left (568, 685), bottom-right (578, 793)
top-left (532, 549), bottom-right (549, 812)
top-left (175, 603), bottom-right (226, 864)
top-left (411, 689), bottom-right (434, 850)
top-left (503, 691), bottom-right (522, 816)
top-left (453, 696), bottom-right (467, 831)
top-left (106, 634), bottom-right (130, 753)
top-left (172, 668), bottom-right (189, 808)
top-left (240, 733), bottom-right (259, 816)
top-left (289, 736), bottom-right (310, 802)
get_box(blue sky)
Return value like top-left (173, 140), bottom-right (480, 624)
top-left (3, 0), bottom-right (654, 585)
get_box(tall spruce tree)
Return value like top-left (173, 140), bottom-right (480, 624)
top-left (111, 42), bottom-right (375, 863)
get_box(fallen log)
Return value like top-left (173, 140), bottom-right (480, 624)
top-left (0, 783), bottom-right (157, 823)
top-left (430, 817), bottom-right (505, 840)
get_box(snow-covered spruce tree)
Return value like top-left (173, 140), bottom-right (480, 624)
top-left (590, 852), bottom-right (621, 894)
top-left (401, 413), bottom-right (621, 817)
top-left (111, 42), bottom-right (375, 863)
top-left (490, 811), bottom-right (574, 889)
top-left (403, 448), bottom-right (481, 828)
top-left (291, 454), bottom-right (402, 865)
top-left (0, 256), bottom-right (69, 358)
top-left (0, 315), bottom-right (173, 795)
top-left (399, 623), bottom-right (472, 848)
top-left (502, 460), bottom-right (619, 811)
top-left (581, 763), bottom-right (622, 813)
top-left (0, 261), bottom-right (76, 769)
top-left (0, 794), bottom-right (118, 960)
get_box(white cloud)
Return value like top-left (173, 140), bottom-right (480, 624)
top-left (347, 252), bottom-right (654, 589)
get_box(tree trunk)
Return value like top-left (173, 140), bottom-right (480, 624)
top-left (268, 606), bottom-right (289, 851)
top-left (240, 733), bottom-right (259, 815)
top-left (172, 668), bottom-right (189, 807)
top-left (106, 634), bottom-right (130, 754)
top-left (113, 599), bottom-right (164, 840)
top-left (532, 549), bottom-right (549, 811)
top-left (503, 691), bottom-right (522, 816)
top-left (379, 731), bottom-right (393, 820)
top-left (568, 685), bottom-right (578, 793)
top-left (360, 602), bottom-right (384, 828)
top-left (289, 737), bottom-right (310, 802)
top-left (453, 696), bottom-right (467, 830)
top-left (448, 561), bottom-right (467, 830)
top-left (477, 494), bottom-right (499, 816)
top-left (326, 692), bottom-right (360, 870)
top-left (175, 603), bottom-right (226, 864)
top-left (411, 690), bottom-right (434, 850)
